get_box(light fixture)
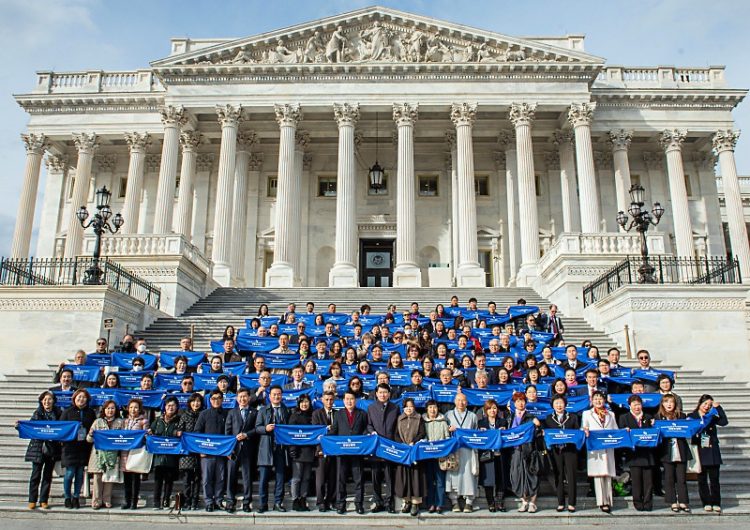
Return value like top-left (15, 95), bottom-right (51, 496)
top-left (616, 210), bottom-right (628, 227)
top-left (628, 183), bottom-right (645, 206)
top-left (95, 186), bottom-right (112, 209)
top-left (76, 206), bottom-right (89, 223)
top-left (368, 112), bottom-right (384, 191)
top-left (652, 202), bottom-right (665, 221)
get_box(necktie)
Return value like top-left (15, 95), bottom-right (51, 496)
top-left (328, 410), bottom-right (333, 425)
top-left (273, 407), bottom-right (280, 423)
top-left (241, 408), bottom-right (247, 423)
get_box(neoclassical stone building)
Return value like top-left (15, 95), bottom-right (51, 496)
top-left (10, 6), bottom-right (750, 304)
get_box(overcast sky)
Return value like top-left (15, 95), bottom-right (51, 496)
top-left (1, 0), bottom-right (748, 257)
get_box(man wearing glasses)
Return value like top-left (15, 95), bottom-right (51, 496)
top-left (94, 338), bottom-right (109, 354)
top-left (249, 370), bottom-right (273, 409)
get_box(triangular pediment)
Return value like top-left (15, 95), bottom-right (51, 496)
top-left (152, 6), bottom-right (604, 69)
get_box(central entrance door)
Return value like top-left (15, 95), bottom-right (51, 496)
top-left (359, 239), bottom-right (394, 287)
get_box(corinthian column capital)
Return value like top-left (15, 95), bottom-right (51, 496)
top-left (608, 129), bottom-right (633, 151)
top-left (159, 105), bottom-right (188, 127)
top-left (295, 130), bottom-right (310, 149)
top-left (567, 102), bottom-right (595, 128)
top-left (393, 103), bottom-right (419, 126)
top-left (660, 129), bottom-right (687, 152)
top-left (237, 131), bottom-right (258, 150)
top-left (551, 129), bottom-right (574, 147)
top-left (274, 103), bottom-right (302, 127)
top-left (333, 103), bottom-right (360, 127)
top-left (509, 103), bottom-right (536, 128)
top-left (45, 154), bottom-right (68, 172)
top-left (497, 129), bottom-right (516, 148)
top-left (179, 131), bottom-right (203, 152)
top-left (450, 103), bottom-right (477, 127)
top-left (21, 133), bottom-right (49, 155)
top-left (216, 104), bottom-right (244, 128)
top-left (73, 132), bottom-right (99, 154)
top-left (125, 132), bottom-right (152, 153)
top-left (712, 129), bottom-right (741, 154)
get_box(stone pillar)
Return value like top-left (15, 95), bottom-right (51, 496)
top-left (174, 131), bottom-right (201, 240)
top-left (609, 129), bottom-right (634, 224)
top-left (451, 103), bottom-right (485, 287)
top-left (10, 134), bottom-right (49, 258)
top-left (498, 130), bottom-right (519, 284)
top-left (266, 103), bottom-right (301, 287)
top-left (660, 129), bottom-right (694, 258)
top-left (445, 131), bottom-right (458, 283)
top-left (244, 152), bottom-right (263, 286)
top-left (391, 103), bottom-right (421, 287)
top-left (192, 154), bottom-right (213, 252)
top-left (64, 133), bottom-right (99, 258)
top-left (212, 104), bottom-right (243, 286)
top-left (121, 133), bottom-right (151, 235)
top-left (36, 154), bottom-right (68, 257)
top-left (713, 130), bottom-right (750, 281)
top-left (509, 103), bottom-right (539, 286)
top-left (153, 106), bottom-right (187, 234)
top-left (230, 131), bottom-right (257, 285)
top-left (291, 131), bottom-right (309, 286)
top-left (553, 129), bottom-right (579, 233)
top-left (568, 103), bottom-right (601, 233)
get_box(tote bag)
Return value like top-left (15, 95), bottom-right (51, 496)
top-left (125, 447), bottom-right (153, 474)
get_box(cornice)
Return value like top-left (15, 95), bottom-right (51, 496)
top-left (592, 88), bottom-right (746, 110)
top-left (14, 93), bottom-right (165, 114)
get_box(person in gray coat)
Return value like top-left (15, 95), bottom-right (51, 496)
top-left (224, 388), bottom-right (258, 513)
top-left (254, 385), bottom-right (290, 512)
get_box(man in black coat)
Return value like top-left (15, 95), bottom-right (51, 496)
top-left (311, 391), bottom-right (337, 511)
top-left (366, 383), bottom-right (399, 513)
top-left (194, 389), bottom-right (229, 512)
top-left (254, 386), bottom-right (290, 513)
top-left (330, 391), bottom-right (368, 514)
top-left (224, 388), bottom-right (258, 513)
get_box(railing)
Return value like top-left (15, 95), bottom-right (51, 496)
top-left (594, 65), bottom-right (725, 89)
top-left (582, 255), bottom-right (742, 307)
top-left (0, 257), bottom-right (161, 309)
top-left (34, 70), bottom-right (164, 94)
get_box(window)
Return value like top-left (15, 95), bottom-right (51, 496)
top-left (67, 176), bottom-right (75, 199)
top-left (418, 175), bottom-right (439, 197)
top-left (475, 174), bottom-right (489, 196)
top-left (535, 173), bottom-right (543, 197)
top-left (267, 175), bottom-right (278, 198)
top-left (118, 177), bottom-right (128, 198)
top-left (318, 176), bottom-right (337, 197)
top-left (174, 176), bottom-right (180, 198)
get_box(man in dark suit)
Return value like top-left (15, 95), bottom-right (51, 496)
top-left (311, 391), bottom-right (337, 512)
top-left (248, 370), bottom-right (272, 409)
top-left (560, 345), bottom-right (585, 372)
top-left (224, 388), bottom-right (258, 513)
top-left (283, 365), bottom-right (312, 391)
top-left (465, 352), bottom-right (499, 386)
top-left (366, 384), bottom-right (399, 513)
top-left (571, 369), bottom-right (607, 403)
top-left (194, 389), bottom-right (229, 512)
top-left (330, 391), bottom-right (368, 514)
top-left (541, 304), bottom-right (565, 346)
top-left (254, 385), bottom-right (290, 512)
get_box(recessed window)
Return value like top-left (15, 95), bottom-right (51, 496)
top-left (535, 173), bottom-right (543, 197)
top-left (267, 175), bottom-right (278, 198)
top-left (68, 176), bottom-right (75, 199)
top-left (318, 176), bottom-right (337, 197)
top-left (174, 176), bottom-right (180, 198)
top-left (118, 177), bottom-right (128, 198)
top-left (418, 175), bottom-right (439, 197)
top-left (475, 174), bottom-right (489, 196)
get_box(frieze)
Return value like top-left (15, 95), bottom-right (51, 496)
top-left (629, 297), bottom-right (746, 312)
top-left (0, 298), bottom-right (103, 312)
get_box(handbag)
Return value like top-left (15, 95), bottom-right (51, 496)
top-left (479, 450), bottom-right (494, 463)
top-left (527, 450), bottom-right (542, 475)
top-left (125, 447), bottom-right (153, 474)
top-left (687, 444), bottom-right (702, 474)
top-left (102, 465), bottom-right (123, 484)
top-left (438, 452), bottom-right (459, 471)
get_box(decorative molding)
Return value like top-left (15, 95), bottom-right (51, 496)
top-left (73, 132), bottom-right (99, 154)
top-left (567, 102), bottom-right (595, 128)
top-left (146, 154), bottom-right (162, 172)
top-left (608, 129), bottom-right (632, 151)
top-left (179, 130), bottom-right (203, 152)
top-left (45, 154), bottom-right (69, 172)
top-left (392, 102), bottom-right (419, 126)
top-left (333, 102), bottom-right (360, 127)
top-left (216, 104), bottom-right (243, 127)
top-left (444, 130), bottom-right (456, 148)
top-left (629, 296), bottom-right (746, 312)
top-left (0, 298), bottom-right (104, 312)
top-left (542, 151), bottom-right (559, 170)
top-left (196, 153), bottom-right (215, 172)
top-left (712, 129), bottom-right (740, 154)
top-left (497, 129), bottom-right (516, 149)
top-left (509, 102), bottom-right (535, 128)
top-left (159, 105), bottom-right (188, 127)
top-left (21, 133), bottom-right (49, 155)
top-left (593, 150), bottom-right (612, 170)
top-left (95, 154), bottom-right (117, 172)
top-left (659, 129), bottom-right (687, 152)
top-left (302, 152), bottom-right (313, 171)
top-left (493, 150), bottom-right (505, 170)
top-left (551, 129), bottom-right (573, 147)
top-left (295, 130), bottom-right (311, 150)
top-left (274, 103), bottom-right (302, 127)
top-left (125, 132), bottom-right (152, 153)
top-left (567, 265), bottom-right (614, 277)
top-left (236, 130), bottom-right (258, 151)
top-left (248, 152), bottom-right (264, 171)
top-left (450, 102), bottom-right (477, 127)
top-left (642, 151), bottom-right (663, 170)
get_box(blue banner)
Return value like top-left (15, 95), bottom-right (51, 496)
top-left (203, 393), bottom-right (237, 409)
top-left (654, 419), bottom-right (704, 439)
top-left (375, 438), bottom-right (414, 465)
top-left (210, 340), bottom-right (224, 353)
top-left (320, 434), bottom-right (378, 456)
top-left (385, 369), bottom-right (411, 386)
top-left (281, 387), bottom-right (316, 408)
top-left (236, 336), bottom-right (278, 352)
top-left (633, 368), bottom-right (675, 383)
top-left (413, 437), bottom-right (458, 461)
top-left (400, 390), bottom-right (432, 409)
top-left (322, 313), bottom-right (349, 325)
top-left (92, 429), bottom-right (146, 451)
top-left (544, 429), bottom-right (586, 450)
top-left (431, 385), bottom-right (460, 404)
top-left (158, 351), bottom-right (206, 369)
top-left (279, 324), bottom-right (299, 335)
top-left (307, 326), bottom-right (326, 337)
top-left (192, 373), bottom-right (223, 391)
top-left (64, 364), bottom-right (101, 383)
top-left (295, 314), bottom-right (317, 326)
top-left (85, 354), bottom-right (112, 367)
top-left (146, 435), bottom-right (187, 455)
top-left (460, 309), bottom-right (482, 321)
top-left (443, 306), bottom-right (462, 318)
top-left (17, 420), bottom-right (80, 442)
top-left (609, 393), bottom-right (662, 410)
top-left (262, 353), bottom-right (303, 371)
top-left (507, 305), bottom-right (540, 319)
top-left (238, 373), bottom-right (288, 389)
top-left (88, 388), bottom-right (118, 407)
top-left (167, 392), bottom-right (192, 409)
top-left (223, 362), bottom-right (248, 376)
top-left (115, 390), bottom-right (165, 409)
top-left (630, 428), bottom-right (661, 448)
top-left (259, 316), bottom-right (280, 327)
top-left (117, 372), bottom-right (146, 389)
top-left (500, 422), bottom-right (535, 448)
top-left (586, 429), bottom-right (633, 451)
top-left (153, 373), bottom-right (185, 391)
top-left (52, 391), bottom-right (73, 408)
top-left (181, 432), bottom-right (237, 457)
top-left (111, 353), bottom-right (158, 370)
top-left (461, 389), bottom-right (513, 407)
top-left (565, 395), bottom-right (591, 414)
top-left (274, 424), bottom-right (328, 446)
top-left (455, 429), bottom-right (501, 451)
top-left (359, 314), bottom-right (385, 326)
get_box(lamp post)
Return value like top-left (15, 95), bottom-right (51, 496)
top-left (77, 186), bottom-right (124, 285)
top-left (368, 112), bottom-right (385, 192)
top-left (616, 184), bottom-right (665, 283)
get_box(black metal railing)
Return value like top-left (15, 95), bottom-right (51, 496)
top-left (583, 255), bottom-right (742, 307)
top-left (0, 256), bottom-right (161, 309)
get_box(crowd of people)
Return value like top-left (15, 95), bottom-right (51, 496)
top-left (19, 297), bottom-right (728, 516)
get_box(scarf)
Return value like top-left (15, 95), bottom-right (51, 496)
top-left (96, 419), bottom-right (119, 472)
top-left (594, 406), bottom-right (608, 426)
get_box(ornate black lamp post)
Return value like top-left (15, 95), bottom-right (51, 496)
top-left (616, 184), bottom-right (665, 283)
top-left (368, 112), bottom-right (385, 192)
top-left (76, 186), bottom-right (124, 285)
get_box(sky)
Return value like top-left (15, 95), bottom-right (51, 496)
top-left (1, 0), bottom-right (749, 257)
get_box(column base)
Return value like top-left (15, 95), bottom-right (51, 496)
top-left (328, 263), bottom-right (358, 287)
top-left (212, 263), bottom-right (232, 287)
top-left (393, 264), bottom-right (422, 288)
top-left (265, 262), bottom-right (295, 288)
top-left (456, 263), bottom-right (485, 287)
top-left (515, 262), bottom-right (539, 287)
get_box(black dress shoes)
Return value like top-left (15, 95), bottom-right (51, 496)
top-left (371, 504), bottom-right (385, 513)
top-left (337, 506), bottom-right (346, 515)
top-left (356, 504), bottom-right (365, 515)
top-left (242, 503), bottom-right (252, 513)
top-left (257, 505), bottom-right (267, 513)
top-left (273, 503), bottom-right (286, 512)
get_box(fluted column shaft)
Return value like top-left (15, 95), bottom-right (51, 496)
top-left (64, 133), bottom-right (98, 258)
top-left (454, 114), bottom-right (479, 267)
top-left (394, 105), bottom-right (418, 267)
top-left (175, 131), bottom-right (201, 240)
top-left (121, 133), bottom-right (151, 235)
top-left (554, 130), bottom-right (579, 233)
top-left (569, 103), bottom-right (600, 233)
top-left (714, 130), bottom-right (750, 280)
top-left (661, 129), bottom-right (694, 258)
top-left (446, 133), bottom-right (458, 278)
top-left (510, 103), bottom-right (539, 268)
top-left (230, 135), bottom-right (252, 283)
top-left (212, 105), bottom-right (242, 277)
top-left (610, 129), bottom-right (633, 218)
top-left (291, 132), bottom-right (308, 285)
top-left (11, 134), bottom-right (48, 257)
top-left (153, 106), bottom-right (186, 233)
top-left (499, 131), bottom-right (518, 281)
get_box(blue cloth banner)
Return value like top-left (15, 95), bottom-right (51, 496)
top-left (262, 353), bottom-right (302, 370)
top-left (85, 354), bottom-right (112, 367)
top-left (117, 372), bottom-right (146, 389)
top-left (238, 373), bottom-right (288, 389)
top-left (279, 324), bottom-right (299, 335)
top-left (236, 335), bottom-right (278, 352)
top-left (320, 435), bottom-right (378, 456)
top-left (400, 390), bottom-right (432, 409)
top-left (654, 419), bottom-right (704, 439)
top-left (431, 385), bottom-right (460, 404)
top-left (307, 326), bottom-right (326, 337)
top-left (603, 375), bottom-right (636, 388)
top-left (87, 388), bottom-right (118, 407)
top-left (483, 314), bottom-right (511, 326)
top-left (181, 432), bottom-right (237, 457)
top-left (461, 389), bottom-right (513, 407)
top-left (381, 343), bottom-right (405, 354)
top-left (609, 393), bottom-right (662, 410)
top-left (64, 364), bottom-right (101, 383)
top-left (273, 424), bottom-right (327, 446)
top-left (530, 331), bottom-right (555, 345)
top-left (507, 305), bottom-right (540, 319)
top-left (204, 393), bottom-right (237, 409)
top-left (166, 392), bottom-right (192, 409)
top-left (460, 309), bottom-right (482, 321)
top-left (375, 438), bottom-right (414, 465)
top-left (359, 314), bottom-right (385, 326)
top-left (413, 437), bottom-right (458, 461)
top-left (322, 313), bottom-right (349, 325)
top-left (112, 353), bottom-right (157, 370)
top-left (223, 361), bottom-right (252, 376)
top-left (210, 340), bottom-right (224, 353)
top-left (259, 316), bottom-right (280, 327)
top-left (524, 402), bottom-right (553, 418)
top-left (158, 351), bottom-right (206, 369)
top-left (499, 422), bottom-right (535, 448)
top-left (630, 428), bottom-right (661, 448)
top-left (52, 391), bottom-right (73, 408)
top-left (17, 420), bottom-right (80, 442)
top-left (586, 429), bottom-right (633, 451)
top-left (281, 387), bottom-right (316, 407)
top-left (633, 368), bottom-right (675, 383)
top-left (115, 390), bottom-right (165, 409)
top-left (154, 373), bottom-right (185, 391)
top-left (295, 314), bottom-right (317, 326)
top-left (485, 354), bottom-right (507, 368)
top-left (146, 435), bottom-right (187, 455)
top-left (385, 369), bottom-right (411, 386)
top-left (443, 306), bottom-right (462, 318)
top-left (543, 429), bottom-right (586, 450)
top-left (92, 429), bottom-right (146, 451)
top-left (455, 429), bottom-right (501, 451)
top-left (192, 373), bottom-right (223, 391)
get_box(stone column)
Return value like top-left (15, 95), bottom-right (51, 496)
top-left (609, 129), bottom-right (634, 224)
top-left (660, 129), bottom-right (695, 258)
top-left (391, 103), bottom-right (421, 287)
top-left (292, 131), bottom-right (309, 286)
top-left (266, 103), bottom-right (301, 287)
top-left (244, 152), bottom-right (263, 286)
top-left (568, 103), bottom-right (601, 233)
top-left (713, 130), bottom-right (750, 281)
top-left (36, 154), bottom-right (68, 257)
top-left (212, 104), bottom-right (243, 286)
top-left (192, 154), bottom-right (214, 252)
top-left (121, 133), bottom-right (151, 234)
top-left (10, 133), bottom-right (49, 258)
top-left (174, 131), bottom-right (201, 240)
top-left (445, 131), bottom-right (458, 283)
top-left (451, 102), bottom-right (485, 287)
top-left (230, 131), bottom-right (257, 285)
top-left (64, 133), bottom-right (99, 258)
top-left (153, 106), bottom-right (187, 234)
top-left (553, 129), bottom-right (579, 233)
top-left (509, 103), bottom-right (539, 286)
top-left (498, 130), bottom-right (519, 284)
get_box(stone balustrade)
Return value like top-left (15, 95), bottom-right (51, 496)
top-left (34, 70), bottom-right (164, 94)
top-left (595, 65), bottom-right (725, 89)
top-left (538, 232), bottom-right (667, 271)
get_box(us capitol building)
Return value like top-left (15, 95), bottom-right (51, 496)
top-left (4, 6), bottom-right (750, 375)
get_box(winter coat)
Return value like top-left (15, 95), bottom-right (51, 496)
top-left (688, 406), bottom-right (728, 467)
top-left (22, 406), bottom-right (62, 463)
top-left (287, 409), bottom-right (316, 463)
top-left (177, 409), bottom-right (200, 471)
top-left (151, 414), bottom-right (180, 469)
top-left (86, 416), bottom-right (124, 472)
top-left (60, 405), bottom-right (96, 467)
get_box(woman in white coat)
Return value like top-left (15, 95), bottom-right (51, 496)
top-left (444, 392), bottom-right (479, 512)
top-left (581, 391), bottom-right (617, 512)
